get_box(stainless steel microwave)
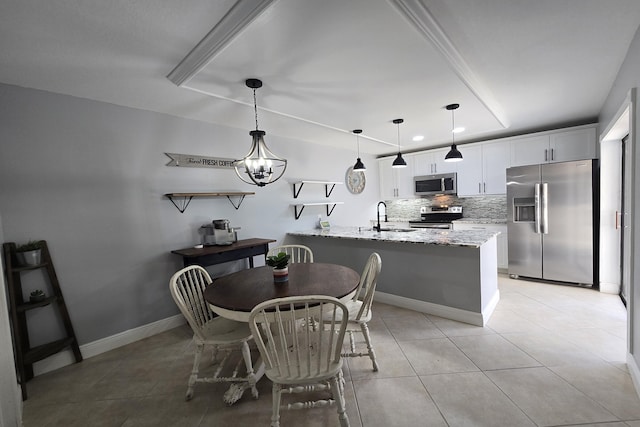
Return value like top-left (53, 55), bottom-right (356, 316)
top-left (414, 173), bottom-right (457, 196)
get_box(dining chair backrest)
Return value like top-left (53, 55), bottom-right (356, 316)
top-left (169, 265), bottom-right (214, 342)
top-left (267, 244), bottom-right (314, 263)
top-left (351, 252), bottom-right (382, 321)
top-left (248, 296), bottom-right (348, 380)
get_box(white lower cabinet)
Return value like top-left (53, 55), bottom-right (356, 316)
top-left (453, 223), bottom-right (508, 270)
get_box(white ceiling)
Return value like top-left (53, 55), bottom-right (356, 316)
top-left (1, 0), bottom-right (639, 156)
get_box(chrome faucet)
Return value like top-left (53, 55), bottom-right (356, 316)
top-left (375, 201), bottom-right (387, 232)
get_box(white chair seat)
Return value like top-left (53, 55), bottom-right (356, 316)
top-left (200, 317), bottom-right (253, 344)
top-left (323, 300), bottom-right (372, 324)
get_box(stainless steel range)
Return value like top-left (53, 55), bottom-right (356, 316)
top-left (409, 206), bottom-right (463, 229)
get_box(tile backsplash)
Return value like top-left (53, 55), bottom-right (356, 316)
top-left (385, 195), bottom-right (507, 221)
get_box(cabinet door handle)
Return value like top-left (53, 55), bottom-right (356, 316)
top-left (551, 148), bottom-right (555, 161)
top-left (483, 182), bottom-right (486, 193)
top-left (478, 183), bottom-right (481, 193)
top-left (544, 149), bottom-right (548, 162)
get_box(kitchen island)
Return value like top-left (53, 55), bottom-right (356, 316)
top-left (287, 227), bottom-right (500, 326)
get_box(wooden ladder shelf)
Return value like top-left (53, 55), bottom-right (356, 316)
top-left (2, 240), bottom-right (82, 400)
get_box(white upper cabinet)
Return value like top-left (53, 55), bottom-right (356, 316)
top-left (510, 125), bottom-right (596, 167)
top-left (378, 155), bottom-right (415, 199)
top-left (413, 148), bottom-right (456, 176)
top-left (510, 135), bottom-right (550, 167)
top-left (549, 127), bottom-right (597, 162)
top-left (456, 140), bottom-right (510, 196)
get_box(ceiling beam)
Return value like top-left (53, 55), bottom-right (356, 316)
top-left (167, 0), bottom-right (277, 86)
top-left (388, 0), bottom-right (510, 130)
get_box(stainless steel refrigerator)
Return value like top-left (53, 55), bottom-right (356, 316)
top-left (507, 159), bottom-right (599, 286)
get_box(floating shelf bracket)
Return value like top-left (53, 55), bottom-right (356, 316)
top-left (226, 195), bottom-right (246, 210)
top-left (292, 202), bottom-right (344, 220)
top-left (165, 192), bottom-right (255, 213)
top-left (292, 180), bottom-right (342, 199)
top-left (166, 194), bottom-right (194, 213)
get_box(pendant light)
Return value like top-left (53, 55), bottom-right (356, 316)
top-left (444, 103), bottom-right (463, 162)
top-left (352, 129), bottom-right (366, 171)
top-left (234, 78), bottom-right (287, 187)
top-left (391, 118), bottom-right (407, 168)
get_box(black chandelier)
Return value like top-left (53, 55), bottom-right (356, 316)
top-left (234, 78), bottom-right (287, 187)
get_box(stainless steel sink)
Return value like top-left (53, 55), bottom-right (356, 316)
top-left (374, 228), bottom-right (416, 232)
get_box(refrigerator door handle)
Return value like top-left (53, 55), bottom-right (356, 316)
top-left (541, 182), bottom-right (549, 234)
top-left (534, 183), bottom-right (541, 234)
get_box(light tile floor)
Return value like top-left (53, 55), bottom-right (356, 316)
top-left (22, 275), bottom-right (640, 426)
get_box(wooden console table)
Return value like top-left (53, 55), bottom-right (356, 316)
top-left (171, 238), bottom-right (276, 268)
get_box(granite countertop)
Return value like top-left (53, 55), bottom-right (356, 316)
top-left (289, 226), bottom-right (499, 248)
top-left (453, 218), bottom-right (507, 224)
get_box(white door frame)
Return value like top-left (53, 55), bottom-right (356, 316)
top-left (600, 88), bottom-right (636, 372)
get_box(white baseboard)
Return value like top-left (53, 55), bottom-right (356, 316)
top-left (599, 281), bottom-right (621, 294)
top-left (374, 292), bottom-right (498, 326)
top-left (33, 314), bottom-right (186, 376)
top-left (628, 352), bottom-right (640, 399)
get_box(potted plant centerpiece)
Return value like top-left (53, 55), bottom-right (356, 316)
top-left (15, 240), bottom-right (42, 266)
top-left (266, 252), bottom-right (291, 283)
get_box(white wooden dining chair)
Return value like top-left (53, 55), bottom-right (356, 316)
top-left (169, 265), bottom-right (259, 403)
top-left (267, 244), bottom-right (314, 263)
top-left (322, 252), bottom-right (382, 371)
top-left (249, 296), bottom-right (350, 427)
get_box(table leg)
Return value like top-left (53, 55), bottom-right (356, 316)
top-left (248, 257), bottom-right (254, 268)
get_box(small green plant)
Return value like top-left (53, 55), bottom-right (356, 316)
top-left (30, 289), bottom-right (45, 298)
top-left (16, 240), bottom-right (40, 252)
top-left (266, 252), bottom-right (290, 269)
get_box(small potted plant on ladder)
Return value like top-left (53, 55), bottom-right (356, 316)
top-left (266, 252), bottom-right (291, 283)
top-left (15, 240), bottom-right (42, 266)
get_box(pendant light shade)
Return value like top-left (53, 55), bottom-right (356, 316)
top-left (444, 103), bottom-right (463, 162)
top-left (352, 129), bottom-right (366, 171)
top-left (234, 78), bottom-right (287, 187)
top-left (391, 118), bottom-right (407, 168)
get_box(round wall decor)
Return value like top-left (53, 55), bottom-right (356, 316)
top-left (345, 166), bottom-right (366, 194)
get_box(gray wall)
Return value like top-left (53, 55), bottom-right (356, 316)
top-left (0, 83), bottom-right (379, 347)
top-left (599, 25), bottom-right (640, 370)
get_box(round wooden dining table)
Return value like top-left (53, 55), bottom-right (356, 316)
top-left (204, 262), bottom-right (360, 322)
top-left (203, 262), bottom-right (360, 404)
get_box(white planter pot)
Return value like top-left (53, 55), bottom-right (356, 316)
top-left (17, 249), bottom-right (41, 266)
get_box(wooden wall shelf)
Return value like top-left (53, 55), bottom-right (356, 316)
top-left (165, 191), bottom-right (255, 213)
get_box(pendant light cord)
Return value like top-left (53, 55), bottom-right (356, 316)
top-left (253, 88), bottom-right (259, 131)
top-left (451, 108), bottom-right (455, 145)
top-left (397, 122), bottom-right (401, 151)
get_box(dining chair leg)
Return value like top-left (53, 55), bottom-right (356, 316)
top-left (186, 342), bottom-right (204, 400)
top-left (271, 383), bottom-right (283, 427)
top-left (360, 322), bottom-right (379, 372)
top-left (241, 340), bottom-right (259, 399)
top-left (330, 373), bottom-right (350, 427)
